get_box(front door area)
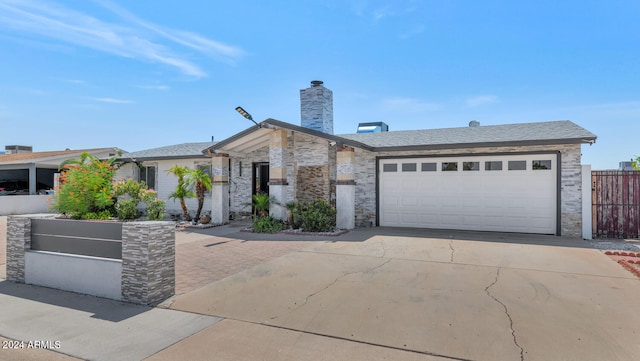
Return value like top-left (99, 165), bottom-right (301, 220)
top-left (252, 162), bottom-right (269, 196)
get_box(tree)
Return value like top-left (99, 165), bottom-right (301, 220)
top-left (633, 156), bottom-right (640, 170)
top-left (187, 168), bottom-right (212, 221)
top-left (167, 165), bottom-right (195, 221)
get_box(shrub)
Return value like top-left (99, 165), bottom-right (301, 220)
top-left (145, 199), bottom-right (166, 221)
top-left (252, 216), bottom-right (285, 233)
top-left (293, 199), bottom-right (336, 232)
top-left (115, 198), bottom-right (139, 220)
top-left (113, 179), bottom-right (165, 221)
top-left (80, 210), bottom-right (112, 220)
top-left (50, 152), bottom-right (116, 219)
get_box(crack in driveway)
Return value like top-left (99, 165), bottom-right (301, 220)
top-left (485, 268), bottom-right (525, 361)
top-left (380, 239), bottom-right (388, 258)
top-left (271, 258), bottom-right (393, 321)
top-left (449, 239), bottom-right (455, 263)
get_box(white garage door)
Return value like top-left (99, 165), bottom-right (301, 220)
top-left (379, 154), bottom-right (557, 234)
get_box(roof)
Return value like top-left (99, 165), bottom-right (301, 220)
top-left (119, 142), bottom-right (216, 161)
top-left (208, 119), bottom-right (374, 155)
top-left (208, 119), bottom-right (596, 155)
top-left (337, 120), bottom-right (597, 150)
top-left (0, 148), bottom-right (122, 166)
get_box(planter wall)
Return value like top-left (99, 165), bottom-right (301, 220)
top-left (6, 216), bottom-right (175, 305)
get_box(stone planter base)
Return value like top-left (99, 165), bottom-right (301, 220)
top-left (6, 216), bottom-right (175, 305)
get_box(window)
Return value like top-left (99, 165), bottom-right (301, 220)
top-left (421, 162), bottom-right (437, 172)
top-left (533, 160), bottom-right (552, 170)
top-left (508, 161), bottom-right (526, 171)
top-left (402, 163), bottom-right (417, 172)
top-left (383, 164), bottom-right (397, 172)
top-left (140, 165), bottom-right (156, 190)
top-left (442, 162), bottom-right (458, 171)
top-left (485, 161), bottom-right (502, 171)
top-left (463, 162), bottom-right (480, 171)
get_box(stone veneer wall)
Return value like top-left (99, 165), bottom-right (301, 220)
top-left (228, 131), bottom-right (336, 216)
top-left (354, 143), bottom-right (584, 237)
top-left (6, 216), bottom-right (31, 283)
top-left (294, 132), bottom-right (332, 204)
top-left (6, 217), bottom-right (175, 305)
top-left (121, 221), bottom-right (175, 304)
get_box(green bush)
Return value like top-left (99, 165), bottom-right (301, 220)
top-left (115, 198), bottom-right (139, 220)
top-left (146, 199), bottom-right (166, 221)
top-left (252, 216), bottom-right (285, 233)
top-left (293, 199), bottom-right (336, 232)
top-left (50, 152), bottom-right (116, 219)
top-left (80, 210), bottom-right (113, 220)
top-left (113, 179), bottom-right (166, 221)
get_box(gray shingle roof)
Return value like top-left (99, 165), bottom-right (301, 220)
top-left (337, 120), bottom-right (596, 149)
top-left (120, 142), bottom-right (215, 160)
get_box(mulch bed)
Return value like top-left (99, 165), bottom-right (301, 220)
top-left (603, 251), bottom-right (640, 278)
top-left (241, 228), bottom-right (349, 236)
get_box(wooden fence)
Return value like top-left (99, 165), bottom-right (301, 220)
top-left (592, 170), bottom-right (640, 238)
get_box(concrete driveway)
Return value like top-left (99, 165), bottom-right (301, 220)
top-left (1, 215), bottom-right (639, 360)
top-left (155, 230), bottom-right (640, 361)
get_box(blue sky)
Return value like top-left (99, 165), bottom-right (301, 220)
top-left (0, 0), bottom-right (638, 169)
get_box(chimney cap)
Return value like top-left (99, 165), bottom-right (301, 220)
top-left (310, 80), bottom-right (323, 87)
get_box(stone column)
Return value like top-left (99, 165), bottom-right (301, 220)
top-left (6, 216), bottom-right (31, 283)
top-left (121, 221), bottom-right (175, 305)
top-left (336, 146), bottom-right (356, 229)
top-left (269, 129), bottom-right (288, 220)
top-left (210, 153), bottom-right (230, 225)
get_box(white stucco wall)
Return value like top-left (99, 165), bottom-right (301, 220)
top-left (0, 195), bottom-right (53, 216)
top-left (25, 250), bottom-right (122, 300)
top-left (116, 159), bottom-right (212, 218)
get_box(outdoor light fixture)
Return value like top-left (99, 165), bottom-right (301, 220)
top-left (235, 106), bottom-right (260, 127)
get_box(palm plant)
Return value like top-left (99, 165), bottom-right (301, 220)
top-left (167, 165), bottom-right (195, 221)
top-left (285, 201), bottom-right (297, 228)
top-left (188, 168), bottom-right (212, 221)
top-left (252, 192), bottom-right (274, 218)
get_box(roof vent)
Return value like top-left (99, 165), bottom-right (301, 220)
top-left (310, 80), bottom-right (323, 87)
top-left (469, 120), bottom-right (480, 127)
top-left (4, 145), bottom-right (32, 154)
top-left (357, 122), bottom-right (389, 133)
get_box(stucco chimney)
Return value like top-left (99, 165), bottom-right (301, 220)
top-left (300, 80), bottom-right (333, 134)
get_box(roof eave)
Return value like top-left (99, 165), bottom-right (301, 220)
top-left (205, 119), bottom-right (375, 154)
top-left (119, 154), bottom-right (212, 162)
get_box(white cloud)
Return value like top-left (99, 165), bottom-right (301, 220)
top-left (0, 0), bottom-right (245, 77)
top-left (139, 84), bottom-right (170, 91)
top-left (466, 95), bottom-right (499, 107)
top-left (382, 97), bottom-right (441, 112)
top-left (92, 97), bottom-right (134, 104)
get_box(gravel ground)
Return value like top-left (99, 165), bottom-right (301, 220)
top-left (587, 239), bottom-right (640, 252)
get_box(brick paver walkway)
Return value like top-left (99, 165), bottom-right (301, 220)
top-left (0, 216), bottom-right (315, 295)
top-left (175, 234), bottom-right (313, 295)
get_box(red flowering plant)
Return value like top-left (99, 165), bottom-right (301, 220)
top-left (50, 152), bottom-right (119, 220)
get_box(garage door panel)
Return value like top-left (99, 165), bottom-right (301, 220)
top-left (380, 155), bottom-right (557, 234)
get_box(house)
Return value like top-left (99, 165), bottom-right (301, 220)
top-left (0, 146), bottom-right (122, 215)
top-left (117, 142), bottom-right (215, 216)
top-left (204, 80), bottom-right (596, 237)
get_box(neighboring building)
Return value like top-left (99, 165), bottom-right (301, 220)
top-left (117, 142), bottom-right (215, 216)
top-left (619, 161), bottom-right (634, 171)
top-left (203, 81), bottom-right (597, 237)
top-left (0, 147), bottom-right (122, 195)
top-left (0, 147), bottom-right (122, 215)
